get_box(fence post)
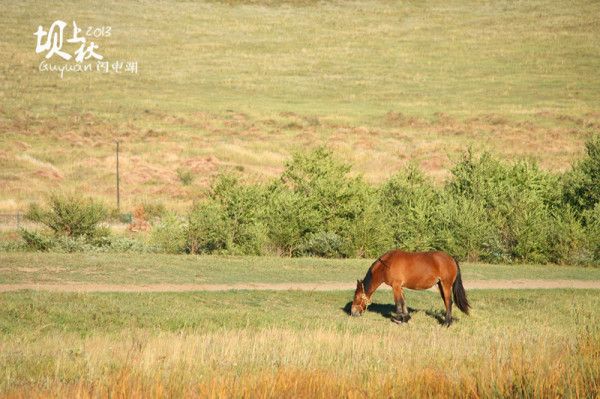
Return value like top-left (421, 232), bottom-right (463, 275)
top-left (116, 140), bottom-right (120, 211)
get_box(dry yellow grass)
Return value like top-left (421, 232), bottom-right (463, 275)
top-left (1, 325), bottom-right (599, 398)
top-left (0, 109), bottom-right (596, 213)
top-left (1, 287), bottom-right (599, 398)
top-left (2, 0), bottom-right (600, 212)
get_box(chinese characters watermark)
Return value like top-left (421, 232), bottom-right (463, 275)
top-left (34, 20), bottom-right (138, 78)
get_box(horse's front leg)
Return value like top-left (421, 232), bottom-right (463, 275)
top-left (393, 284), bottom-right (410, 323)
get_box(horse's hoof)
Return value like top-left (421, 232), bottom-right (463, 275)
top-left (392, 314), bottom-right (410, 324)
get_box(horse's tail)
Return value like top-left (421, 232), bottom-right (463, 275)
top-left (452, 258), bottom-right (470, 315)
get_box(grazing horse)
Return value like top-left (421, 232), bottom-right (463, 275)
top-left (350, 250), bottom-right (470, 326)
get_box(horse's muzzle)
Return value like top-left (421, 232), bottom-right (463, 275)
top-left (351, 309), bottom-right (361, 317)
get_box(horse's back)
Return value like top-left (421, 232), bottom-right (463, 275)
top-left (386, 249), bottom-right (455, 267)
top-left (385, 250), bottom-right (457, 289)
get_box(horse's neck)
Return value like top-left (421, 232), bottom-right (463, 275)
top-left (366, 280), bottom-right (383, 298)
top-left (365, 264), bottom-right (384, 298)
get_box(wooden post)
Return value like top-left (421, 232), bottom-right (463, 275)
top-left (116, 141), bottom-right (120, 211)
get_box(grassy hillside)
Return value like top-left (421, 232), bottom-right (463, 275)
top-left (1, 0), bottom-right (599, 211)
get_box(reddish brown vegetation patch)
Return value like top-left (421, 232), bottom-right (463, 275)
top-left (0, 108), bottom-right (594, 210)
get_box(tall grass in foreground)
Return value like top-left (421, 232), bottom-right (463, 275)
top-left (2, 326), bottom-right (598, 398)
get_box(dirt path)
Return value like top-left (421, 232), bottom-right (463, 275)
top-left (1, 279), bottom-right (600, 292)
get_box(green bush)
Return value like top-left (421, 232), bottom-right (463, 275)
top-left (51, 235), bottom-right (91, 253)
top-left (299, 231), bottom-right (346, 258)
top-left (20, 229), bottom-right (54, 251)
top-left (266, 177), bottom-right (391, 258)
top-left (547, 206), bottom-right (588, 264)
top-left (25, 194), bottom-right (108, 238)
top-left (563, 135), bottom-right (600, 213)
top-left (9, 146), bottom-right (599, 264)
top-left (20, 228), bottom-right (152, 253)
top-left (87, 235), bottom-right (153, 253)
top-left (504, 196), bottom-right (552, 263)
top-left (263, 187), bottom-right (313, 256)
top-left (583, 203), bottom-right (600, 263)
top-left (347, 190), bottom-right (394, 258)
top-left (209, 174), bottom-right (268, 255)
top-left (446, 151), bottom-right (564, 263)
top-left (280, 147), bottom-right (358, 239)
top-left (274, 147), bottom-right (389, 257)
top-left (150, 213), bottom-right (187, 254)
top-left (0, 240), bottom-right (26, 252)
top-left (380, 165), bottom-right (438, 251)
top-left (448, 150), bottom-right (560, 210)
top-left (177, 168), bottom-right (194, 186)
top-left (140, 201), bottom-right (167, 220)
top-left (433, 194), bottom-right (501, 262)
top-left (187, 201), bottom-right (231, 254)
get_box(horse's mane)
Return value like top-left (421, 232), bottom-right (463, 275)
top-left (362, 259), bottom-right (379, 293)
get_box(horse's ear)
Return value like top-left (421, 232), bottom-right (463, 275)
top-left (356, 279), bottom-right (364, 291)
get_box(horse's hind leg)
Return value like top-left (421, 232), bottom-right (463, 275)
top-left (393, 284), bottom-right (410, 323)
top-left (437, 281), bottom-right (445, 301)
top-left (440, 281), bottom-right (453, 326)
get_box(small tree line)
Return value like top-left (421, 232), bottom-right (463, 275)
top-left (17, 136), bottom-right (600, 265)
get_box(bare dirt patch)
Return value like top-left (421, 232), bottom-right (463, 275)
top-left (0, 280), bottom-right (599, 293)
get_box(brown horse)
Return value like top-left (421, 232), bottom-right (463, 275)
top-left (350, 250), bottom-right (469, 326)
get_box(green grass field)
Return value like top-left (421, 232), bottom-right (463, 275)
top-left (2, 252), bottom-right (600, 285)
top-left (1, 289), bottom-right (599, 397)
top-left (1, 0), bottom-right (600, 211)
top-left (1, 253), bottom-right (600, 397)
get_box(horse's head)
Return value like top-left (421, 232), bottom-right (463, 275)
top-left (351, 279), bottom-right (370, 317)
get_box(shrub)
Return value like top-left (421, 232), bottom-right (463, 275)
top-left (118, 212), bottom-right (133, 224)
top-left (504, 196), bottom-right (552, 263)
top-left (139, 201), bottom-right (167, 220)
top-left (50, 235), bottom-right (91, 253)
top-left (299, 231), bottom-right (347, 258)
top-left (347, 191), bottom-right (394, 258)
top-left (446, 151), bottom-right (562, 263)
top-left (263, 187), bottom-right (313, 256)
top-left (282, 148), bottom-right (357, 224)
top-left (274, 147), bottom-right (389, 257)
top-left (20, 229), bottom-right (54, 251)
top-left (563, 135), bottom-right (600, 213)
top-left (150, 213), bottom-right (187, 254)
top-left (25, 194), bottom-right (108, 238)
top-left (433, 194), bottom-right (502, 262)
top-left (547, 206), bottom-right (588, 264)
top-left (10, 146), bottom-right (600, 264)
top-left (266, 176), bottom-right (391, 257)
top-left (0, 240), bottom-right (26, 252)
top-left (209, 174), bottom-right (268, 255)
top-left (187, 201), bottom-right (231, 254)
top-left (583, 203), bottom-right (600, 263)
top-left (20, 228), bottom-right (152, 253)
top-left (380, 165), bottom-right (438, 251)
top-left (448, 150), bottom-right (560, 210)
top-left (88, 235), bottom-right (153, 253)
top-left (177, 168), bottom-right (194, 186)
